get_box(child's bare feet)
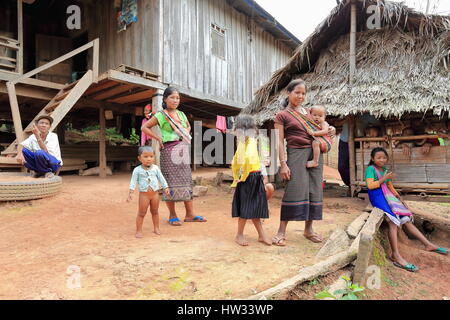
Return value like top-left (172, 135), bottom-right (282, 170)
top-left (235, 235), bottom-right (249, 246)
top-left (135, 232), bottom-right (143, 238)
top-left (153, 228), bottom-right (161, 235)
top-left (306, 160), bottom-right (319, 168)
top-left (258, 236), bottom-right (272, 246)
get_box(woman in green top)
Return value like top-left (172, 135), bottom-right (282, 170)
top-left (141, 87), bottom-right (206, 226)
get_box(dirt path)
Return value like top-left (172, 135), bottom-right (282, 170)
top-left (0, 168), bottom-right (366, 300)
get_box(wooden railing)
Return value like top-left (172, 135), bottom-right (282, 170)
top-left (6, 38), bottom-right (99, 143)
top-left (0, 36), bottom-right (20, 74)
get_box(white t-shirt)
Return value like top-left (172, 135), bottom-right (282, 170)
top-left (20, 132), bottom-right (63, 165)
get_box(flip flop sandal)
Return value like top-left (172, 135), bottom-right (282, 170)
top-left (272, 236), bottom-right (286, 246)
top-left (184, 215), bottom-right (207, 222)
top-left (168, 218), bottom-right (182, 226)
top-left (393, 262), bottom-right (419, 272)
top-left (304, 234), bottom-right (323, 243)
top-left (432, 247), bottom-right (448, 255)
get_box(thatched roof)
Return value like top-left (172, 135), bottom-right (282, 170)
top-left (242, 0), bottom-right (450, 124)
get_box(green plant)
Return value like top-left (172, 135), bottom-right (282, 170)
top-left (129, 128), bottom-right (140, 145)
top-left (308, 278), bottom-right (319, 286)
top-left (315, 276), bottom-right (365, 300)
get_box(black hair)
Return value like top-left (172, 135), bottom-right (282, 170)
top-left (162, 86), bottom-right (179, 110)
top-left (368, 147), bottom-right (389, 166)
top-left (234, 114), bottom-right (258, 138)
top-left (281, 79), bottom-right (307, 108)
top-left (138, 146), bottom-right (154, 156)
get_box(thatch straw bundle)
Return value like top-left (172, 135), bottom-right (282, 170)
top-left (243, 0), bottom-right (450, 124)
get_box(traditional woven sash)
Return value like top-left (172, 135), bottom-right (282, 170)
top-left (373, 166), bottom-right (412, 216)
top-left (160, 110), bottom-right (192, 144)
top-left (286, 109), bottom-right (332, 152)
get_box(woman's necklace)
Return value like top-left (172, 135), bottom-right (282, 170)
top-left (288, 104), bottom-right (307, 115)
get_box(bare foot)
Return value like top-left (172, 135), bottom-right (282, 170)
top-left (154, 229), bottom-right (161, 235)
top-left (135, 232), bottom-right (143, 238)
top-left (306, 160), bottom-right (319, 168)
top-left (235, 235), bottom-right (249, 246)
top-left (391, 252), bottom-right (408, 266)
top-left (258, 237), bottom-right (272, 246)
top-left (425, 244), bottom-right (439, 251)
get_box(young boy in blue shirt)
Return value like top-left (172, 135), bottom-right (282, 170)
top-left (127, 146), bottom-right (170, 237)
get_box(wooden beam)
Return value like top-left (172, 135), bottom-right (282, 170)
top-left (99, 106), bottom-right (107, 178)
top-left (0, 82), bottom-right (56, 100)
top-left (92, 38), bottom-right (99, 81)
top-left (0, 42), bottom-right (19, 51)
top-left (85, 80), bottom-right (117, 96)
top-left (19, 78), bottom-right (65, 90)
top-left (108, 89), bottom-right (154, 104)
top-left (92, 84), bottom-right (134, 100)
top-left (11, 40), bottom-right (96, 84)
top-left (107, 69), bottom-right (167, 91)
top-left (6, 82), bottom-right (24, 143)
top-left (17, 0), bottom-right (23, 74)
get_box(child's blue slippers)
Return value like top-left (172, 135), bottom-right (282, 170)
top-left (168, 217), bottom-right (182, 226)
top-left (393, 261), bottom-right (419, 272)
top-left (184, 215), bottom-right (207, 222)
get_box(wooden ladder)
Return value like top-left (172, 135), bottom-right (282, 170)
top-left (1, 70), bottom-right (93, 156)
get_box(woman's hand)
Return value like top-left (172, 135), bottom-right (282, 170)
top-left (328, 126), bottom-right (336, 138)
top-left (280, 162), bottom-right (291, 180)
top-left (420, 143), bottom-right (432, 155)
top-left (401, 144), bottom-right (411, 157)
top-left (156, 137), bottom-right (164, 149)
top-left (164, 188), bottom-right (171, 196)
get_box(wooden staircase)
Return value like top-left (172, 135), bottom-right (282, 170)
top-left (1, 70), bottom-right (93, 156)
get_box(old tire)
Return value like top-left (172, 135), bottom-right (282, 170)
top-left (0, 172), bottom-right (62, 201)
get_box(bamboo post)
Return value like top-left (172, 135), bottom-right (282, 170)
top-left (388, 135), bottom-right (395, 172)
top-left (361, 141), bottom-right (365, 183)
top-left (99, 106), bottom-right (107, 178)
top-left (17, 0), bottom-right (23, 75)
top-left (349, 116), bottom-right (356, 197)
top-left (151, 90), bottom-right (163, 167)
top-left (349, 0), bottom-right (357, 85)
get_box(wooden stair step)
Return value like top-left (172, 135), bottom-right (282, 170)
top-left (45, 101), bottom-right (61, 112)
top-left (54, 90), bottom-right (71, 101)
top-left (0, 56), bottom-right (17, 63)
top-left (63, 80), bottom-right (80, 91)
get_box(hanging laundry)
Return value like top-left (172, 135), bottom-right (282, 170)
top-left (216, 116), bottom-right (227, 133)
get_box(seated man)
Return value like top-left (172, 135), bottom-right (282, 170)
top-left (15, 115), bottom-right (63, 178)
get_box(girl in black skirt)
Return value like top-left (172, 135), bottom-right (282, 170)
top-left (231, 115), bottom-right (274, 246)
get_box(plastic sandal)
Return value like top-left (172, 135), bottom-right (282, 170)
top-left (168, 218), bottom-right (182, 226)
top-left (393, 261), bottom-right (419, 272)
top-left (184, 215), bottom-right (207, 222)
top-left (433, 248), bottom-right (448, 255)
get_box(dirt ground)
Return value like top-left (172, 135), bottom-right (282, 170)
top-left (0, 166), bottom-right (448, 300)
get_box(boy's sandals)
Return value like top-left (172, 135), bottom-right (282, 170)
top-left (272, 235), bottom-right (286, 246)
top-left (303, 233), bottom-right (323, 243)
top-left (393, 261), bottom-right (419, 272)
top-left (184, 215), bottom-right (207, 222)
top-left (168, 218), bottom-right (182, 226)
top-left (431, 247), bottom-right (448, 255)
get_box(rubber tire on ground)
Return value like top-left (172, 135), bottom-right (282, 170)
top-left (0, 172), bottom-right (62, 201)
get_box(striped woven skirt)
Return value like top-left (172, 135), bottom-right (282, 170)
top-left (280, 147), bottom-right (323, 221)
top-left (232, 172), bottom-right (269, 219)
top-left (160, 141), bottom-right (193, 202)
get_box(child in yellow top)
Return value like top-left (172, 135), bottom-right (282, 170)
top-left (231, 115), bottom-right (274, 246)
